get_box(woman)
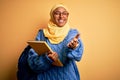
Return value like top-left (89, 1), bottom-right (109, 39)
top-left (27, 4), bottom-right (84, 80)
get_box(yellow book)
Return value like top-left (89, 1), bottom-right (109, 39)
top-left (27, 41), bottom-right (63, 67)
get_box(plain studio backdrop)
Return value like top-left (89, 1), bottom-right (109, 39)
top-left (0, 0), bottom-right (120, 80)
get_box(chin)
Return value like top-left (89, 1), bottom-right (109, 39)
top-left (57, 24), bottom-right (65, 27)
top-left (57, 23), bottom-right (66, 27)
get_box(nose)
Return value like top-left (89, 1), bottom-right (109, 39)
top-left (59, 13), bottom-right (64, 18)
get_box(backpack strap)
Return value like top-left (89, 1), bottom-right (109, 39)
top-left (17, 29), bottom-right (47, 80)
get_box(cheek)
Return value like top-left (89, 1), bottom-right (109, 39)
top-left (53, 15), bottom-right (59, 22)
top-left (65, 16), bottom-right (69, 20)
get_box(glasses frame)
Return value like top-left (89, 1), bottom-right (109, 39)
top-left (53, 11), bottom-right (69, 16)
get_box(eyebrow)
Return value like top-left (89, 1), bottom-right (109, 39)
top-left (53, 11), bottom-right (68, 13)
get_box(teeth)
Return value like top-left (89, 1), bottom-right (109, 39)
top-left (59, 20), bottom-right (64, 23)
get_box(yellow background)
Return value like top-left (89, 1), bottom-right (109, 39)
top-left (0, 0), bottom-right (120, 80)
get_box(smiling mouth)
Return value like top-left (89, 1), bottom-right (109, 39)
top-left (58, 20), bottom-right (64, 23)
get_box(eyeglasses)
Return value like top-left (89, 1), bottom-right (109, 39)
top-left (53, 11), bottom-right (69, 16)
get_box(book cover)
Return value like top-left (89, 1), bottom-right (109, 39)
top-left (27, 41), bottom-right (63, 67)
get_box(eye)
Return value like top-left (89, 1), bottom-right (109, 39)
top-left (54, 12), bottom-right (61, 15)
top-left (62, 12), bottom-right (69, 15)
top-left (53, 11), bottom-right (61, 15)
top-left (53, 11), bottom-right (69, 16)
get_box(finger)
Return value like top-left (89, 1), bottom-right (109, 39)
top-left (47, 54), bottom-right (52, 59)
top-left (69, 43), bottom-right (74, 48)
top-left (67, 42), bottom-right (71, 47)
top-left (54, 52), bottom-right (58, 58)
top-left (47, 51), bottom-right (52, 54)
top-left (51, 52), bottom-right (58, 58)
top-left (74, 33), bottom-right (80, 39)
top-left (52, 52), bottom-right (56, 57)
top-left (48, 54), bottom-right (55, 61)
top-left (73, 38), bottom-right (78, 43)
top-left (51, 52), bottom-right (58, 61)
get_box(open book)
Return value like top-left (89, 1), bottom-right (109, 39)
top-left (27, 41), bottom-right (63, 67)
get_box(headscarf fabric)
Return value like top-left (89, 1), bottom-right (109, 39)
top-left (43, 4), bottom-right (70, 44)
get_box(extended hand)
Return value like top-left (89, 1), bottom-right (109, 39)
top-left (67, 33), bottom-right (80, 49)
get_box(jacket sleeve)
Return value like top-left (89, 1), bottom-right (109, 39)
top-left (27, 49), bottom-right (53, 73)
top-left (65, 29), bottom-right (84, 61)
top-left (27, 30), bottom-right (53, 73)
top-left (66, 38), bottom-right (84, 61)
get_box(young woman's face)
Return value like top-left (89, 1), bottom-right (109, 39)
top-left (52, 7), bottom-right (69, 27)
